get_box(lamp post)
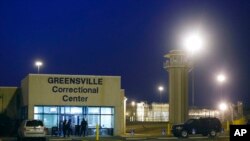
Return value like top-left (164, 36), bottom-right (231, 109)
top-left (158, 86), bottom-right (164, 121)
top-left (216, 74), bottom-right (226, 100)
top-left (217, 74), bottom-right (226, 121)
top-left (229, 103), bottom-right (234, 121)
top-left (35, 61), bottom-right (43, 74)
top-left (183, 31), bottom-right (204, 107)
top-left (219, 102), bottom-right (228, 122)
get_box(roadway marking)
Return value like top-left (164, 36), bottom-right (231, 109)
top-left (157, 136), bottom-right (229, 140)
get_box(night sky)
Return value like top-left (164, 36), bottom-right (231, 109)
top-left (1, 0), bottom-right (250, 109)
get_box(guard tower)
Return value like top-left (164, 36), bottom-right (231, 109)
top-left (164, 50), bottom-right (191, 124)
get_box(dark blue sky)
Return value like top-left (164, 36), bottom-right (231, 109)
top-left (1, 0), bottom-right (250, 108)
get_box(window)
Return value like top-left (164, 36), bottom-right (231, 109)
top-left (34, 106), bottom-right (43, 113)
top-left (44, 106), bottom-right (57, 114)
top-left (87, 115), bottom-right (100, 128)
top-left (43, 115), bottom-right (57, 128)
top-left (65, 107), bottom-right (71, 114)
top-left (33, 106), bottom-right (114, 135)
top-left (101, 107), bottom-right (112, 114)
top-left (88, 107), bottom-right (100, 114)
top-left (26, 120), bottom-right (44, 126)
top-left (101, 115), bottom-right (113, 128)
top-left (186, 119), bottom-right (195, 125)
top-left (34, 114), bottom-right (43, 120)
top-left (71, 107), bottom-right (82, 114)
top-left (60, 107), bottom-right (65, 114)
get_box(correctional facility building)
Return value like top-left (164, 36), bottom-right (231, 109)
top-left (0, 74), bottom-right (126, 136)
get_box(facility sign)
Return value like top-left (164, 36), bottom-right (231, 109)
top-left (47, 76), bottom-right (103, 102)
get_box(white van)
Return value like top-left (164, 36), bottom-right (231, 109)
top-left (18, 120), bottom-right (46, 141)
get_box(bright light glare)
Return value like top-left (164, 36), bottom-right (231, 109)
top-left (219, 102), bottom-right (228, 111)
top-left (35, 61), bottom-right (43, 67)
top-left (131, 101), bottom-right (135, 106)
top-left (183, 31), bottom-right (204, 54)
top-left (217, 74), bottom-right (226, 83)
top-left (158, 86), bottom-right (164, 92)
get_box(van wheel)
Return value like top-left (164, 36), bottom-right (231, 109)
top-left (181, 130), bottom-right (188, 138)
top-left (209, 130), bottom-right (217, 137)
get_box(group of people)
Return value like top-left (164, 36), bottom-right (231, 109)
top-left (62, 118), bottom-right (88, 137)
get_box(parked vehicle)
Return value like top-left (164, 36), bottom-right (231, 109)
top-left (17, 119), bottom-right (46, 141)
top-left (172, 117), bottom-right (222, 138)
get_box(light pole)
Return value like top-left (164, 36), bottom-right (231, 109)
top-left (216, 74), bottom-right (226, 100)
top-left (158, 86), bottom-right (164, 121)
top-left (229, 103), bottom-right (234, 121)
top-left (183, 31), bottom-right (204, 107)
top-left (219, 102), bottom-right (228, 122)
top-left (35, 61), bottom-right (43, 74)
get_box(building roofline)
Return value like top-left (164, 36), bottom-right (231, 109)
top-left (0, 86), bottom-right (19, 88)
top-left (27, 73), bottom-right (121, 78)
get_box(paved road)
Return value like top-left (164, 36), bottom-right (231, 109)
top-left (125, 136), bottom-right (229, 141)
top-left (0, 135), bottom-right (229, 141)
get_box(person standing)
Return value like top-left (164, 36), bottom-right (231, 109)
top-left (62, 120), bottom-right (67, 138)
top-left (80, 118), bottom-right (88, 137)
top-left (67, 119), bottom-right (72, 137)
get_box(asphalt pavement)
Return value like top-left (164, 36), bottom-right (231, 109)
top-left (0, 133), bottom-right (229, 141)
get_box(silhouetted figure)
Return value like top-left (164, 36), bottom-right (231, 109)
top-left (75, 124), bottom-right (80, 136)
top-left (67, 119), bottom-right (72, 137)
top-left (62, 120), bottom-right (67, 138)
top-left (80, 118), bottom-right (88, 136)
top-left (59, 120), bottom-right (63, 136)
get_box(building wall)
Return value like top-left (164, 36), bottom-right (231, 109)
top-left (21, 77), bottom-right (29, 106)
top-left (0, 87), bottom-right (20, 118)
top-left (21, 74), bottom-right (125, 136)
top-left (126, 102), bottom-right (169, 122)
top-left (126, 102), bottom-right (224, 122)
top-left (151, 103), bottom-right (169, 121)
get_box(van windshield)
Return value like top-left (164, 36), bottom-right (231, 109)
top-left (185, 119), bottom-right (195, 125)
top-left (26, 120), bottom-right (43, 127)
